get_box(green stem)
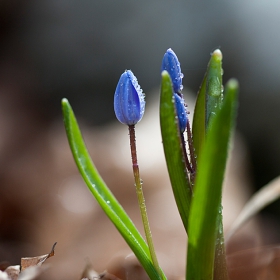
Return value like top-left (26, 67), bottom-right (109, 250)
top-left (128, 125), bottom-right (161, 278)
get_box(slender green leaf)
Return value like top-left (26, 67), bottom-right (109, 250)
top-left (207, 50), bottom-right (227, 280)
top-left (160, 71), bottom-right (193, 232)
top-left (187, 79), bottom-right (239, 280)
top-left (61, 98), bottom-right (166, 280)
top-left (192, 49), bottom-right (223, 159)
top-left (192, 49), bottom-right (228, 280)
top-left (192, 74), bottom-right (206, 160)
top-left (206, 49), bottom-right (223, 128)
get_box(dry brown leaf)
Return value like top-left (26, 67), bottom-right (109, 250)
top-left (18, 265), bottom-right (48, 280)
top-left (1, 243), bottom-right (56, 280)
top-left (80, 261), bottom-right (99, 280)
top-left (227, 244), bottom-right (280, 280)
top-left (21, 242), bottom-right (56, 271)
top-left (4, 265), bottom-right (20, 280)
top-left (0, 262), bottom-right (10, 272)
top-left (80, 261), bottom-right (122, 280)
top-left (225, 176), bottom-right (280, 243)
top-left (108, 254), bottom-right (149, 280)
top-left (98, 271), bottom-right (122, 280)
top-left (0, 271), bottom-right (9, 280)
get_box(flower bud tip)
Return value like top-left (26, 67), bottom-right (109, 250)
top-left (161, 48), bottom-right (183, 94)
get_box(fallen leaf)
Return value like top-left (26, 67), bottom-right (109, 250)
top-left (225, 176), bottom-right (280, 242)
top-left (227, 244), bottom-right (280, 280)
top-left (21, 242), bottom-right (57, 271)
top-left (18, 265), bottom-right (49, 280)
top-left (4, 265), bottom-right (20, 280)
top-left (80, 260), bottom-right (122, 280)
top-left (0, 270), bottom-right (10, 280)
top-left (0, 262), bottom-right (10, 272)
top-left (80, 260), bottom-right (99, 280)
top-left (98, 271), bottom-right (122, 280)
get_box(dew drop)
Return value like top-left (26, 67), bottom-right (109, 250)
top-left (140, 202), bottom-right (146, 209)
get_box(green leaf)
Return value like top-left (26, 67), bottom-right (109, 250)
top-left (192, 74), bottom-right (206, 160)
top-left (187, 79), bottom-right (239, 280)
top-left (206, 49), bottom-right (223, 128)
top-left (160, 71), bottom-right (193, 232)
top-left (191, 50), bottom-right (228, 280)
top-left (61, 98), bottom-right (166, 280)
top-left (192, 49), bottom-right (223, 159)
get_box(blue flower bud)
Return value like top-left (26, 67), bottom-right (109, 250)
top-left (114, 70), bottom-right (145, 125)
top-left (174, 93), bottom-right (188, 133)
top-left (161, 48), bottom-right (184, 93)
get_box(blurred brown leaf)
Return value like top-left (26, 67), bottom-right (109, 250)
top-left (4, 265), bottom-right (20, 280)
top-left (80, 261), bottom-right (99, 280)
top-left (80, 260), bottom-right (122, 280)
top-left (227, 244), bottom-right (280, 280)
top-left (1, 243), bottom-right (56, 280)
top-left (21, 242), bottom-right (56, 271)
top-left (226, 176), bottom-right (280, 243)
top-left (18, 266), bottom-right (49, 280)
top-left (0, 262), bottom-right (10, 272)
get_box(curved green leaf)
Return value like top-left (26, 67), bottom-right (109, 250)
top-left (160, 71), bottom-right (192, 232)
top-left (192, 74), bottom-right (206, 160)
top-left (187, 79), bottom-right (239, 280)
top-left (191, 50), bottom-right (227, 280)
top-left (206, 49), bottom-right (223, 128)
top-left (192, 49), bottom-right (223, 159)
top-left (61, 98), bottom-right (166, 280)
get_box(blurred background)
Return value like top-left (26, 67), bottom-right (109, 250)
top-left (1, 0), bottom-right (280, 279)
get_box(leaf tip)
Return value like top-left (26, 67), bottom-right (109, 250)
top-left (212, 49), bottom-right (223, 61)
top-left (61, 98), bottom-right (69, 106)
top-left (226, 78), bottom-right (239, 90)
top-left (161, 70), bottom-right (169, 78)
